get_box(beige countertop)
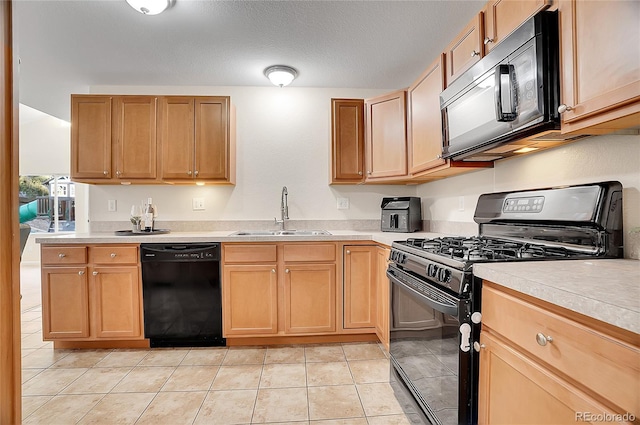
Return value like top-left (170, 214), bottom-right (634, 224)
top-left (34, 230), bottom-right (444, 247)
top-left (474, 259), bottom-right (640, 335)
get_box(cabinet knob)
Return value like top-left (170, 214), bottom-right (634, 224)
top-left (110, 253), bottom-right (117, 258)
top-left (436, 154), bottom-right (442, 160)
top-left (78, 271), bottom-right (85, 276)
top-left (285, 268), bottom-right (290, 274)
top-left (346, 250), bottom-right (351, 254)
top-left (484, 37), bottom-right (494, 45)
top-left (473, 341), bottom-right (486, 352)
top-left (103, 171), bottom-right (108, 175)
top-left (535, 332), bottom-right (553, 346)
top-left (194, 170), bottom-right (199, 176)
top-left (367, 171), bottom-right (371, 175)
top-left (271, 268), bottom-right (276, 273)
top-left (558, 104), bottom-right (573, 114)
top-left (470, 50), bottom-right (480, 57)
top-left (116, 171), bottom-right (121, 177)
top-left (92, 271), bottom-right (99, 276)
top-left (358, 171), bottom-right (362, 176)
top-left (58, 253), bottom-right (66, 258)
top-left (187, 170), bottom-right (192, 176)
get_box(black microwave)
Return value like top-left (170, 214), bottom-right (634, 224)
top-left (440, 11), bottom-right (560, 161)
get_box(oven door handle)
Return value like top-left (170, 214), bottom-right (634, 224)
top-left (387, 269), bottom-right (459, 316)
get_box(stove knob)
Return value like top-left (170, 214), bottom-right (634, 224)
top-left (428, 264), bottom-right (437, 277)
top-left (401, 253), bottom-right (407, 263)
top-left (438, 268), bottom-right (451, 282)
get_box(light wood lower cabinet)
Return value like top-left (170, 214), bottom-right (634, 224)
top-left (222, 265), bottom-right (278, 336)
top-left (284, 264), bottom-right (336, 334)
top-left (343, 246), bottom-right (376, 329)
top-left (479, 281), bottom-right (640, 424)
top-left (375, 246), bottom-right (390, 351)
top-left (40, 245), bottom-right (143, 341)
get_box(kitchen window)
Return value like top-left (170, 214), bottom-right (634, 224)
top-left (19, 175), bottom-right (75, 233)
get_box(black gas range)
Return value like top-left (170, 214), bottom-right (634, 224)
top-left (387, 181), bottom-right (623, 425)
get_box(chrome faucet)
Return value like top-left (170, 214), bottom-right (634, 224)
top-left (274, 186), bottom-right (289, 230)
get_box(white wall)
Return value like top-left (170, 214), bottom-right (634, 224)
top-left (88, 85), bottom-right (416, 223)
top-left (19, 105), bottom-right (70, 175)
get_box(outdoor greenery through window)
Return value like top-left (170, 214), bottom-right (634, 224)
top-left (19, 175), bottom-right (75, 233)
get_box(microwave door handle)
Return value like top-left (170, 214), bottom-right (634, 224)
top-left (495, 64), bottom-right (517, 122)
top-left (391, 213), bottom-right (398, 228)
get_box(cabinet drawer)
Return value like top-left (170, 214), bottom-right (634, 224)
top-left (283, 243), bottom-right (336, 262)
top-left (41, 246), bottom-right (87, 265)
top-left (89, 246), bottom-right (139, 264)
top-left (482, 284), bottom-right (640, 416)
top-left (223, 244), bottom-right (277, 263)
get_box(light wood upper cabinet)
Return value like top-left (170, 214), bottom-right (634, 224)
top-left (113, 96), bottom-right (157, 179)
top-left (407, 54), bottom-right (447, 174)
top-left (343, 246), bottom-right (376, 329)
top-left (331, 99), bottom-right (365, 184)
top-left (445, 13), bottom-right (484, 87)
top-left (479, 282), bottom-right (640, 423)
top-left (558, 0), bottom-right (640, 133)
top-left (71, 96), bottom-right (112, 180)
top-left (365, 90), bottom-right (408, 181)
top-left (159, 96), bottom-right (234, 183)
top-left (483, 0), bottom-right (551, 53)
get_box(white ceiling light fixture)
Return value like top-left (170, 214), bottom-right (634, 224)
top-left (126, 0), bottom-right (174, 15)
top-left (264, 65), bottom-right (298, 87)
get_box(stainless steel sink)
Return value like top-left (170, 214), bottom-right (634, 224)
top-left (231, 230), bottom-right (331, 236)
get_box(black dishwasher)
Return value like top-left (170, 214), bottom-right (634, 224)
top-left (140, 243), bottom-right (225, 347)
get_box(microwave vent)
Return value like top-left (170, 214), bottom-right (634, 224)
top-left (462, 155), bottom-right (503, 162)
top-left (530, 132), bottom-right (591, 142)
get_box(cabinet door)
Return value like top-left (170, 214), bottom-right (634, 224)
top-left (195, 96), bottom-right (230, 180)
top-left (343, 246), bottom-right (376, 329)
top-left (375, 247), bottom-right (390, 351)
top-left (222, 265), bottom-right (278, 335)
top-left (284, 264), bottom-right (336, 334)
top-left (478, 331), bottom-right (622, 425)
top-left (41, 266), bottom-right (90, 339)
top-left (408, 54), bottom-right (447, 174)
top-left (160, 96), bottom-right (195, 179)
top-left (113, 96), bottom-right (157, 179)
top-left (483, 0), bottom-right (550, 53)
top-left (559, 0), bottom-right (640, 132)
top-left (91, 266), bottom-right (142, 339)
top-left (71, 95), bottom-right (112, 180)
top-left (365, 90), bottom-right (407, 180)
top-left (331, 99), bottom-right (365, 183)
top-left (445, 13), bottom-right (484, 86)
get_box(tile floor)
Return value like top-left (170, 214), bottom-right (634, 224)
top-left (19, 264), bottom-right (412, 424)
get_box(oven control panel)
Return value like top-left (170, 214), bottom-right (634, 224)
top-left (503, 196), bottom-right (545, 213)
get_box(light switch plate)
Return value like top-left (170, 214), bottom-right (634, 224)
top-left (192, 198), bottom-right (205, 211)
top-left (107, 200), bottom-right (117, 212)
top-left (337, 197), bottom-right (350, 210)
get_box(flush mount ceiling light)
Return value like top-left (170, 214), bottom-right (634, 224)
top-left (126, 0), bottom-right (174, 15)
top-left (264, 65), bottom-right (298, 87)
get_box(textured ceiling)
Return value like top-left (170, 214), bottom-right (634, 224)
top-left (15, 0), bottom-right (484, 121)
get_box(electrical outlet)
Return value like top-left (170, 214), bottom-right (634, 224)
top-left (458, 196), bottom-right (465, 212)
top-left (337, 197), bottom-right (350, 210)
top-left (107, 200), bottom-right (117, 212)
top-left (192, 198), bottom-right (205, 211)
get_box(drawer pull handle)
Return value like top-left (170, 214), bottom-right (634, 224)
top-left (58, 253), bottom-right (66, 258)
top-left (285, 268), bottom-right (290, 274)
top-left (271, 268), bottom-right (276, 273)
top-left (110, 253), bottom-right (117, 258)
top-left (92, 271), bottom-right (99, 276)
top-left (536, 332), bottom-right (553, 346)
top-left (78, 271), bottom-right (85, 276)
